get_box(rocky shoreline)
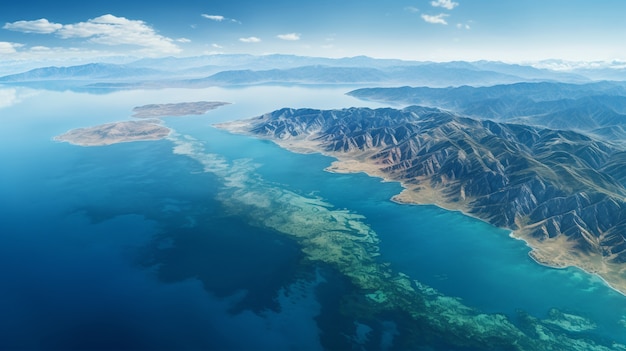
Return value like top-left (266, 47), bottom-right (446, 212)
top-left (215, 105), bottom-right (626, 296)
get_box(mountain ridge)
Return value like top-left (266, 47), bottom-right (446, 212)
top-left (0, 63), bottom-right (165, 82)
top-left (348, 82), bottom-right (626, 142)
top-left (217, 105), bottom-right (626, 294)
top-left (0, 55), bottom-right (591, 92)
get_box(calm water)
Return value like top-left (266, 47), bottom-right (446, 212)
top-left (1, 85), bottom-right (626, 350)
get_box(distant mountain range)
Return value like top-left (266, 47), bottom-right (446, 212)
top-left (184, 64), bottom-right (548, 87)
top-left (0, 54), bottom-right (594, 92)
top-left (348, 82), bottom-right (626, 142)
top-left (218, 105), bottom-right (626, 294)
top-left (182, 61), bottom-right (588, 87)
top-left (0, 63), bottom-right (165, 82)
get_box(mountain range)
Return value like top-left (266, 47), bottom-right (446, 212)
top-left (0, 55), bottom-right (593, 92)
top-left (0, 63), bottom-right (165, 82)
top-left (217, 105), bottom-right (626, 294)
top-left (349, 82), bottom-right (626, 142)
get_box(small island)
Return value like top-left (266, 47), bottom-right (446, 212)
top-left (55, 100), bottom-right (230, 146)
top-left (132, 101), bottom-right (230, 118)
top-left (54, 120), bottom-right (171, 146)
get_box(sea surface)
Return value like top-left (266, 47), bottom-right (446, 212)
top-left (1, 84), bottom-right (626, 350)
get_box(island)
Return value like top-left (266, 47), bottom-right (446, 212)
top-left (54, 120), bottom-right (171, 146)
top-left (216, 105), bottom-right (626, 296)
top-left (132, 101), bottom-right (230, 118)
top-left (55, 100), bottom-right (230, 146)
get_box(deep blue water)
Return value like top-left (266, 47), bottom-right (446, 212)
top-left (2, 86), bottom-right (626, 350)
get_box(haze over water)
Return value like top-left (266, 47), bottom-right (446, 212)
top-left (2, 85), bottom-right (626, 349)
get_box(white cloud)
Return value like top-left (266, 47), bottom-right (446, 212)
top-left (456, 23), bottom-right (471, 30)
top-left (59, 14), bottom-right (181, 53)
top-left (277, 33), bottom-right (301, 41)
top-left (405, 6), bottom-right (420, 13)
top-left (239, 36), bottom-right (261, 43)
top-left (212, 43), bottom-right (223, 49)
top-left (0, 42), bottom-right (23, 54)
top-left (430, 0), bottom-right (459, 10)
top-left (3, 18), bottom-right (63, 34)
top-left (202, 14), bottom-right (225, 21)
top-left (3, 15), bottom-right (180, 54)
top-left (201, 14), bottom-right (240, 24)
top-left (30, 45), bottom-right (51, 52)
top-left (422, 13), bottom-right (449, 25)
top-left (177, 38), bottom-right (191, 43)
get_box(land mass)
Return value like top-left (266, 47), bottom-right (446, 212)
top-left (216, 106), bottom-right (626, 295)
top-left (54, 120), bottom-right (171, 146)
top-left (132, 101), bottom-right (230, 118)
top-left (55, 100), bottom-right (230, 146)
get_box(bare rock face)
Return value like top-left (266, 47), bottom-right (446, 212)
top-left (232, 105), bottom-right (626, 266)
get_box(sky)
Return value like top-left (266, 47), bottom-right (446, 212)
top-left (1, 0), bottom-right (626, 64)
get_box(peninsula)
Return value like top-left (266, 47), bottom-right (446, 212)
top-left (216, 106), bottom-right (626, 295)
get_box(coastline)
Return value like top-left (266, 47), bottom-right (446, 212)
top-left (329, 156), bottom-right (626, 298)
top-left (132, 101), bottom-right (231, 118)
top-left (52, 131), bottom-right (172, 146)
top-left (54, 120), bottom-right (172, 146)
top-left (214, 123), bottom-right (626, 298)
top-left (54, 101), bottom-right (232, 147)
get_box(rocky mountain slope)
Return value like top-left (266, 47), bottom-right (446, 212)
top-left (218, 106), bottom-right (626, 292)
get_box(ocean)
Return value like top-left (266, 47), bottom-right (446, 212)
top-left (1, 85), bottom-right (626, 350)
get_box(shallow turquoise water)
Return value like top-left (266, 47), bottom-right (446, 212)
top-left (200, 123), bottom-right (626, 344)
top-left (1, 85), bottom-right (626, 349)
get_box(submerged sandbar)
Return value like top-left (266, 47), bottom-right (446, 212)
top-left (54, 120), bottom-right (171, 146)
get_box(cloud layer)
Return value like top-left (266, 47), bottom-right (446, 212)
top-left (3, 18), bottom-right (62, 34)
top-left (3, 14), bottom-right (180, 54)
top-left (0, 42), bottom-right (23, 54)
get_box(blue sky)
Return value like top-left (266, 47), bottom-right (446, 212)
top-left (1, 0), bottom-right (626, 63)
